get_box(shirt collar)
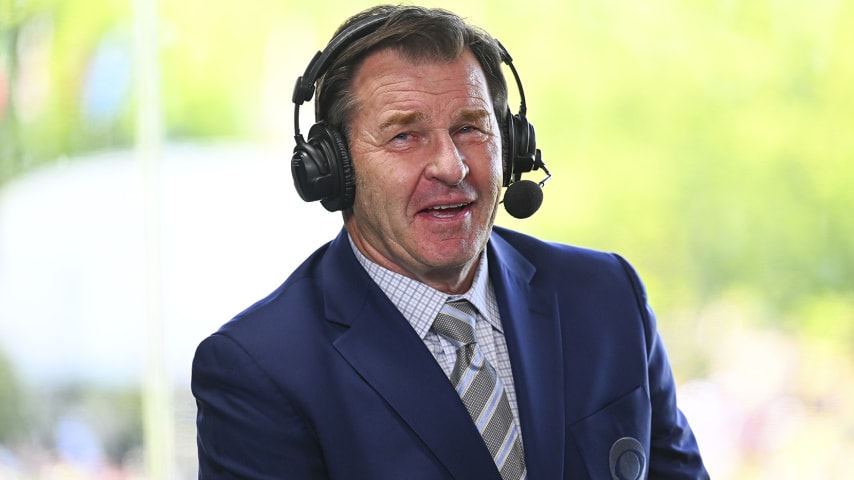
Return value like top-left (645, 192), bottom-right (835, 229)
top-left (348, 234), bottom-right (499, 338)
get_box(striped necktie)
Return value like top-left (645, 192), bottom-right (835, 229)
top-left (432, 300), bottom-right (527, 480)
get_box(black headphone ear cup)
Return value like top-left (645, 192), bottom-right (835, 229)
top-left (291, 135), bottom-right (326, 203)
top-left (508, 112), bottom-right (537, 183)
top-left (502, 110), bottom-right (516, 188)
top-left (291, 122), bottom-right (355, 212)
top-left (321, 124), bottom-right (356, 212)
top-left (503, 109), bottom-right (538, 188)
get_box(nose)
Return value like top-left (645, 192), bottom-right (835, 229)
top-left (425, 133), bottom-right (468, 185)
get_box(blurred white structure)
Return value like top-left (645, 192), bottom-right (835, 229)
top-left (0, 142), bottom-right (341, 387)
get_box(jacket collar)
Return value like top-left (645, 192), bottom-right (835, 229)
top-left (488, 229), bottom-right (566, 479)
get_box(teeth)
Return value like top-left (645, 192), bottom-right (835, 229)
top-left (431, 203), bottom-right (466, 211)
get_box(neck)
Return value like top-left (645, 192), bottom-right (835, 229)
top-left (346, 228), bottom-right (480, 295)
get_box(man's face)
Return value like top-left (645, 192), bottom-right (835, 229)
top-left (345, 48), bottom-right (503, 293)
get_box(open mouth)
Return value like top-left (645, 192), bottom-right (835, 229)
top-left (421, 202), bottom-right (471, 218)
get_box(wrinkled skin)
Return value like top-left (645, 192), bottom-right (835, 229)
top-left (345, 48), bottom-right (503, 294)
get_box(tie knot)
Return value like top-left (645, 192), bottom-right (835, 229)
top-left (431, 300), bottom-right (477, 346)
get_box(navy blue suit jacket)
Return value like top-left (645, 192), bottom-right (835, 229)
top-left (192, 226), bottom-right (708, 479)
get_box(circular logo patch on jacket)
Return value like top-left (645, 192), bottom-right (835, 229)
top-left (609, 436), bottom-right (646, 480)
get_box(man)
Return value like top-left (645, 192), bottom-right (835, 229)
top-left (192, 5), bottom-right (709, 479)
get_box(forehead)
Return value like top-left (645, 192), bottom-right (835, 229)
top-left (351, 48), bottom-right (493, 116)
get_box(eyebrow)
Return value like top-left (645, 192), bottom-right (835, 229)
top-left (379, 111), bottom-right (427, 132)
top-left (378, 108), bottom-right (491, 132)
top-left (457, 108), bottom-right (491, 125)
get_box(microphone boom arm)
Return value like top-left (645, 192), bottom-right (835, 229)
top-left (533, 149), bottom-right (550, 188)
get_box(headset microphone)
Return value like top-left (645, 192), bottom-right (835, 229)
top-left (501, 149), bottom-right (550, 219)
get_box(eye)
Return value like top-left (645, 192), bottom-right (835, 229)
top-left (386, 130), bottom-right (419, 151)
top-left (454, 124), bottom-right (489, 143)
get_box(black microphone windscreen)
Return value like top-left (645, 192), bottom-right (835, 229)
top-left (503, 180), bottom-right (543, 219)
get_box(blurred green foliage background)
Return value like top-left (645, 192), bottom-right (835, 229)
top-left (1, 0), bottom-right (852, 478)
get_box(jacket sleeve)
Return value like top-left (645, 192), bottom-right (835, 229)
top-left (191, 333), bottom-right (327, 479)
top-left (616, 255), bottom-right (711, 479)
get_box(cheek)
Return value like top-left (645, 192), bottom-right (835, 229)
top-left (484, 140), bottom-right (504, 185)
top-left (353, 157), bottom-right (413, 208)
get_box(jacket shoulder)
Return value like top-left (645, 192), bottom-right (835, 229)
top-left (491, 226), bottom-right (629, 279)
top-left (490, 225), bottom-right (652, 336)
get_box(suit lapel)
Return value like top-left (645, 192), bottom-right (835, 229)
top-left (320, 230), bottom-right (502, 479)
top-left (489, 233), bottom-right (566, 479)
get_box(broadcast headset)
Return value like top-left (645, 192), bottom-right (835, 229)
top-left (290, 11), bottom-right (551, 219)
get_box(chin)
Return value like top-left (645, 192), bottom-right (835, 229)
top-left (424, 239), bottom-right (483, 268)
